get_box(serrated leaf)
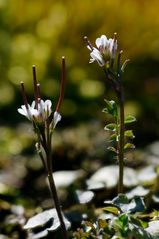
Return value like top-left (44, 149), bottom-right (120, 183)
top-left (107, 146), bottom-right (117, 153)
top-left (124, 130), bottom-right (135, 139)
top-left (124, 115), bottom-right (136, 124)
top-left (104, 123), bottom-right (116, 131)
top-left (124, 143), bottom-right (135, 150)
top-left (103, 206), bottom-right (119, 215)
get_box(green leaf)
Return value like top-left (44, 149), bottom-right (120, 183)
top-left (124, 130), bottom-right (135, 139)
top-left (103, 99), bottom-right (118, 117)
top-left (103, 206), bottom-right (119, 215)
top-left (104, 123), bottom-right (116, 131)
top-left (110, 133), bottom-right (118, 141)
top-left (118, 213), bottom-right (129, 227)
top-left (112, 194), bottom-right (129, 206)
top-left (124, 115), bottom-right (136, 124)
top-left (107, 146), bottom-right (117, 153)
top-left (124, 143), bottom-right (135, 150)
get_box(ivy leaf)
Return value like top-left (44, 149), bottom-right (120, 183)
top-left (124, 130), bottom-right (135, 139)
top-left (104, 123), bottom-right (116, 131)
top-left (124, 115), bottom-right (136, 124)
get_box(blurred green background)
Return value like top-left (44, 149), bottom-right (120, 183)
top-left (0, 0), bottom-right (159, 159)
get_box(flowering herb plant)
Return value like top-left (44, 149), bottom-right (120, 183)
top-left (85, 34), bottom-right (135, 193)
top-left (18, 57), bottom-right (68, 239)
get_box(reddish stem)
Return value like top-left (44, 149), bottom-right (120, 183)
top-left (20, 81), bottom-right (29, 109)
top-left (56, 56), bottom-right (66, 113)
top-left (32, 65), bottom-right (39, 109)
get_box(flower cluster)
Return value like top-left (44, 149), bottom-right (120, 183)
top-left (85, 34), bottom-right (117, 67)
top-left (17, 57), bottom-right (66, 129)
top-left (18, 99), bottom-right (52, 121)
top-left (18, 99), bottom-right (61, 129)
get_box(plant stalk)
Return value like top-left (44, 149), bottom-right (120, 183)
top-left (47, 167), bottom-right (68, 239)
top-left (44, 122), bottom-right (67, 239)
top-left (118, 88), bottom-right (125, 193)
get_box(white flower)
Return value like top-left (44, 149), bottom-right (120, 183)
top-left (17, 103), bottom-right (38, 120)
top-left (53, 111), bottom-right (62, 128)
top-left (32, 99), bottom-right (52, 121)
top-left (18, 99), bottom-right (62, 129)
top-left (90, 48), bottom-right (106, 67)
top-left (18, 99), bottom-right (52, 122)
top-left (89, 34), bottom-right (117, 67)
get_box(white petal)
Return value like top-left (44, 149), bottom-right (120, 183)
top-left (96, 35), bottom-right (107, 48)
top-left (100, 35), bottom-right (108, 48)
top-left (95, 37), bottom-right (102, 48)
top-left (43, 100), bottom-right (52, 118)
top-left (30, 108), bottom-right (39, 116)
top-left (18, 105), bottom-right (32, 120)
top-left (37, 100), bottom-right (45, 114)
top-left (108, 38), bottom-right (117, 58)
top-left (90, 49), bottom-right (105, 67)
top-left (17, 108), bottom-right (27, 116)
top-left (53, 111), bottom-right (62, 128)
top-left (39, 99), bottom-right (45, 109)
top-left (89, 58), bottom-right (95, 64)
top-left (31, 101), bottom-right (36, 108)
top-left (21, 104), bottom-right (29, 112)
top-left (44, 100), bottom-right (52, 111)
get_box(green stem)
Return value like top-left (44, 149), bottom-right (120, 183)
top-left (47, 165), bottom-right (68, 239)
top-left (46, 124), bottom-right (68, 239)
top-left (118, 89), bottom-right (125, 193)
